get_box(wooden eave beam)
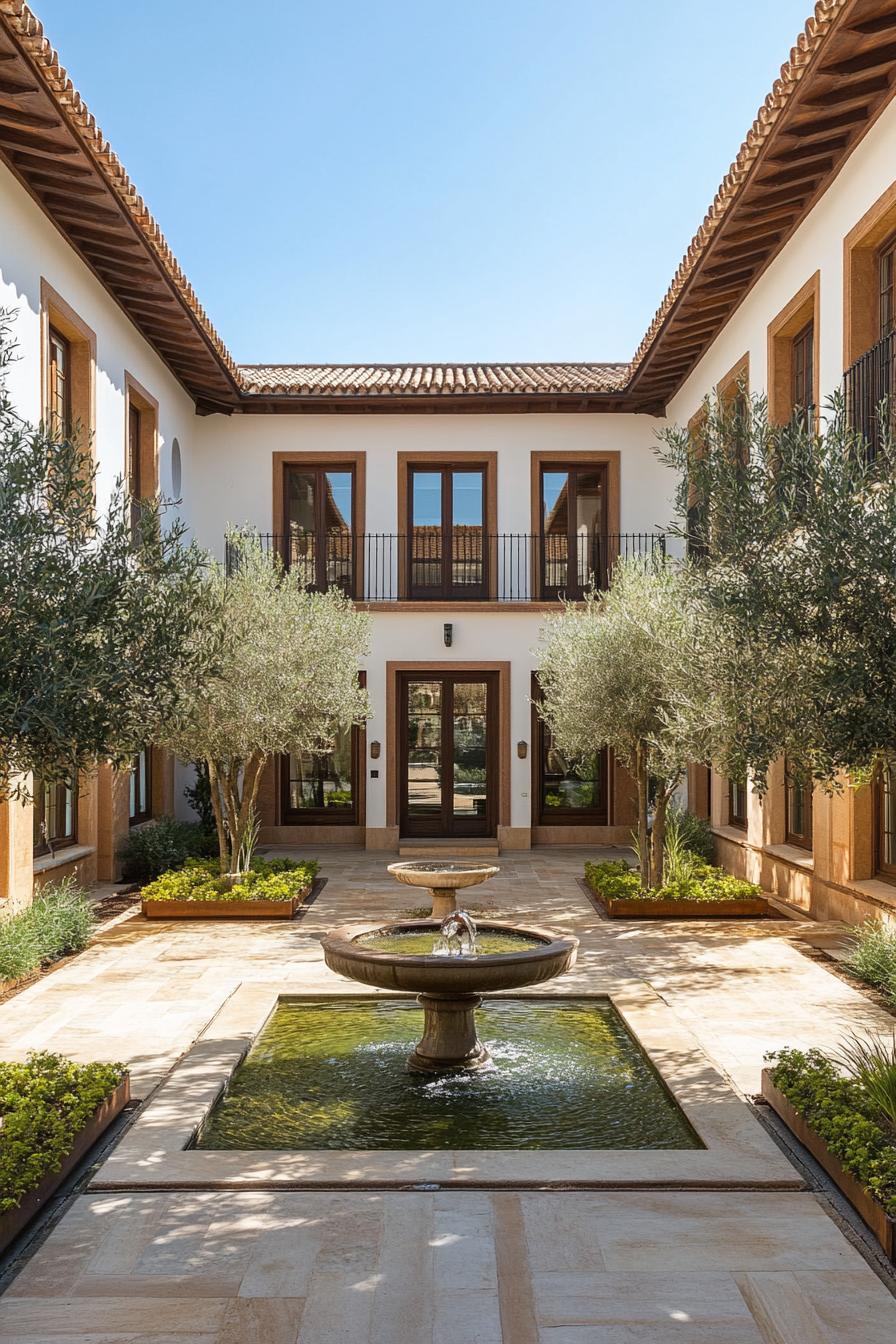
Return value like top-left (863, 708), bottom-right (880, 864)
top-left (803, 73), bottom-right (890, 105)
top-left (821, 39), bottom-right (896, 76)
top-left (8, 147), bottom-right (93, 178)
top-left (0, 123), bottom-right (77, 155)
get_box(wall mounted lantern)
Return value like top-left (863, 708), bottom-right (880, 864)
top-left (517, 740), bottom-right (528, 759)
top-left (443, 623), bottom-right (453, 647)
top-left (370, 740), bottom-right (381, 760)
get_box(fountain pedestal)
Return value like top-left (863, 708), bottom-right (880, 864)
top-left (409, 992), bottom-right (490, 1072)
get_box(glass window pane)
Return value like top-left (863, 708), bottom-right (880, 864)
top-left (411, 473), bottom-right (442, 589)
top-left (541, 727), bottom-right (602, 813)
top-left (286, 471), bottom-right (317, 532)
top-left (407, 680), bottom-right (442, 817)
top-left (324, 472), bottom-right (352, 532)
top-left (289, 727), bottom-right (354, 812)
top-left (412, 472), bottom-right (441, 527)
top-left (452, 682), bottom-right (487, 819)
top-left (542, 471), bottom-right (568, 589)
top-left (575, 470), bottom-right (603, 587)
top-left (882, 767), bottom-right (896, 868)
top-left (452, 471), bottom-right (484, 589)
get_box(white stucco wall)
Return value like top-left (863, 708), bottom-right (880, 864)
top-left (0, 159), bottom-right (196, 510)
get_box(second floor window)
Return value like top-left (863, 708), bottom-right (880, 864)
top-left (48, 326), bottom-right (71, 439)
top-left (408, 464), bottom-right (486, 599)
top-left (876, 763), bottom-right (896, 883)
top-left (791, 321), bottom-right (814, 423)
top-left (285, 465), bottom-right (354, 594)
top-left (34, 777), bottom-right (77, 855)
top-left (540, 464), bottom-right (607, 599)
top-left (880, 236), bottom-right (896, 340)
top-left (785, 760), bottom-right (812, 851)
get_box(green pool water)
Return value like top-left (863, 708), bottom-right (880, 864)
top-left (197, 998), bottom-right (700, 1151)
top-left (355, 930), bottom-right (543, 955)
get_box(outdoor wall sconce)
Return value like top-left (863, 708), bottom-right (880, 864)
top-left (517, 740), bottom-right (528, 759)
top-left (370, 740), bottom-right (381, 760)
top-left (443, 623), bottom-right (453, 647)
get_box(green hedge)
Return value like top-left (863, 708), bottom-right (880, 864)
top-left (0, 879), bottom-right (94, 985)
top-left (768, 1047), bottom-right (896, 1217)
top-left (584, 858), bottom-right (761, 903)
top-left (141, 856), bottom-right (319, 903)
top-left (117, 816), bottom-right (217, 882)
top-left (0, 1052), bottom-right (125, 1213)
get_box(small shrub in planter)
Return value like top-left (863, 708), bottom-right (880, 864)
top-left (0, 878), bottom-right (93, 985)
top-left (117, 816), bottom-right (217, 883)
top-left (141, 856), bottom-right (319, 904)
top-left (584, 858), bottom-right (761, 904)
top-left (844, 921), bottom-right (896, 1007)
top-left (0, 1052), bottom-right (125, 1213)
top-left (767, 1046), bottom-right (896, 1217)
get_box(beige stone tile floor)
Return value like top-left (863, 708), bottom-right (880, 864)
top-left (0, 846), bottom-right (895, 1340)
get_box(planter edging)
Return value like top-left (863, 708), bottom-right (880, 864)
top-left (761, 1067), bottom-right (896, 1262)
top-left (142, 894), bottom-right (305, 919)
top-left (581, 878), bottom-right (769, 920)
top-left (0, 1074), bottom-right (131, 1253)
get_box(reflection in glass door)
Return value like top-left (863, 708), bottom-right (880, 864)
top-left (400, 674), bottom-right (496, 836)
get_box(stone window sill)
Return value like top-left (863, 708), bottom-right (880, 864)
top-left (33, 844), bottom-right (94, 875)
top-left (712, 824), bottom-right (750, 847)
top-left (763, 843), bottom-right (814, 872)
top-left (843, 876), bottom-right (896, 913)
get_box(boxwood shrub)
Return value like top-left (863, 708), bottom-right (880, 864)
top-left (117, 816), bottom-right (217, 882)
top-left (141, 856), bottom-right (319, 904)
top-left (0, 1052), bottom-right (125, 1213)
top-left (768, 1047), bottom-right (896, 1217)
top-left (584, 858), bottom-right (761, 903)
top-left (0, 878), bottom-right (94, 985)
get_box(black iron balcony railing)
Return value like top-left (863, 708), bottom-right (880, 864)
top-left (844, 328), bottom-right (896, 462)
top-left (225, 530), bottom-right (666, 602)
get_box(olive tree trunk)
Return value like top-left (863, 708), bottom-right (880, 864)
top-left (206, 752), bottom-right (266, 877)
top-left (634, 744), bottom-right (650, 891)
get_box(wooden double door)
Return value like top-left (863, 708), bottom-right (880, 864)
top-left (399, 672), bottom-right (498, 837)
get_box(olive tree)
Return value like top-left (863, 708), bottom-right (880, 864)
top-left (536, 557), bottom-right (716, 889)
top-left (657, 389), bottom-right (896, 792)
top-left (0, 311), bottom-right (215, 798)
top-left (160, 535), bottom-right (370, 876)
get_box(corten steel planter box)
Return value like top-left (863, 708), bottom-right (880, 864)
top-left (142, 893), bottom-right (308, 920)
top-left (0, 1075), bottom-right (130, 1254)
top-left (761, 1068), bottom-right (896, 1263)
top-left (583, 882), bottom-right (770, 920)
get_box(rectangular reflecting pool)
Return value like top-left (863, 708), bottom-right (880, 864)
top-left (197, 997), bottom-right (701, 1151)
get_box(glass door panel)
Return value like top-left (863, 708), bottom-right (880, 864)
top-left (410, 472), bottom-right (442, 593)
top-left (451, 681), bottom-right (488, 820)
top-left (575, 469), bottom-right (604, 590)
top-left (541, 470), bottom-right (569, 593)
top-left (451, 470), bottom-right (485, 593)
top-left (405, 680), bottom-right (443, 821)
top-left (400, 674), bottom-right (495, 836)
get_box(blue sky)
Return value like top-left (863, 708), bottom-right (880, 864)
top-left (35, 1), bottom-right (811, 365)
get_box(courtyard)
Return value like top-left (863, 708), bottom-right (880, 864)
top-left (0, 848), bottom-right (894, 1342)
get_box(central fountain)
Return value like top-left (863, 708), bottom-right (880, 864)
top-left (386, 859), bottom-right (499, 919)
top-left (321, 910), bottom-right (578, 1072)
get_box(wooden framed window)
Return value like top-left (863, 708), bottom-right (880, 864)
top-left (531, 676), bottom-right (607, 825)
top-left (283, 463), bottom-right (356, 595)
top-left (728, 776), bottom-right (748, 830)
top-left (791, 321), bottom-right (814, 423)
top-left (406, 463), bottom-right (488, 600)
top-left (129, 747), bottom-right (152, 827)
top-left (539, 463), bottom-right (608, 599)
top-left (875, 764), bottom-right (896, 882)
top-left (33, 777), bottom-right (77, 855)
top-left (784, 760), bottom-right (813, 851)
top-left (47, 326), bottom-right (71, 439)
top-left (879, 234), bottom-right (896, 339)
top-left (281, 724), bottom-right (361, 825)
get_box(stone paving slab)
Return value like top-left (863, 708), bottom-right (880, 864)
top-left (1, 1190), bottom-right (894, 1343)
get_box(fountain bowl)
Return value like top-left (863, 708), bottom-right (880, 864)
top-left (387, 860), bottom-right (500, 918)
top-left (321, 919), bottom-right (578, 1072)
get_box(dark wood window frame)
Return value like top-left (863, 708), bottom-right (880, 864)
top-left (875, 764), bottom-right (896, 883)
top-left (47, 325), bottom-right (71, 439)
top-left (531, 675), bottom-right (608, 825)
top-left (34, 777), bottom-right (78, 856)
top-left (879, 231), bottom-right (896, 340)
top-left (279, 673), bottom-right (366, 826)
top-left (280, 459), bottom-right (360, 597)
top-left (406, 461), bottom-right (490, 600)
top-left (129, 747), bottom-right (152, 827)
top-left (728, 777), bottom-right (748, 830)
top-left (784, 761), bottom-right (813, 851)
top-left (538, 461), bottom-right (609, 600)
top-left (791, 320), bottom-right (814, 423)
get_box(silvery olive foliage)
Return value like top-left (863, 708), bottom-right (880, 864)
top-left (0, 311), bottom-right (216, 800)
top-left (536, 558), bottom-right (716, 889)
top-left (657, 388), bottom-right (896, 793)
top-left (161, 534), bottom-right (370, 876)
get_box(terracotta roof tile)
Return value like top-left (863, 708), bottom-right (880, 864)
top-left (237, 362), bottom-right (631, 398)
